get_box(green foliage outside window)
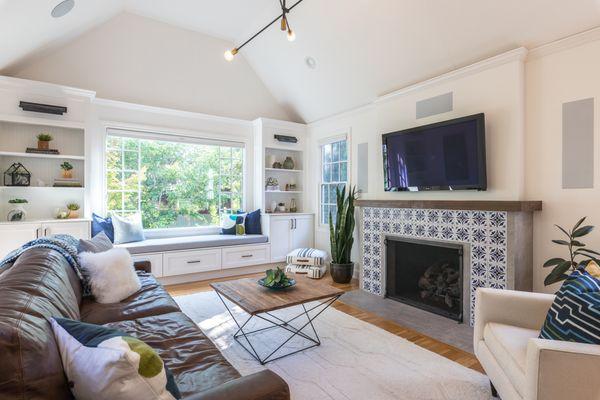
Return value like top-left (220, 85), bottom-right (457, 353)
top-left (106, 135), bottom-right (243, 229)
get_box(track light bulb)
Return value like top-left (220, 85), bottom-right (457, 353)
top-left (287, 28), bottom-right (296, 42)
top-left (224, 48), bottom-right (238, 61)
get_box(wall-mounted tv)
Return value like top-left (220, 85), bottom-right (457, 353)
top-left (382, 113), bottom-right (486, 191)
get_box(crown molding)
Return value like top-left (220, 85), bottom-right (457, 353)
top-left (307, 102), bottom-right (375, 127)
top-left (375, 47), bottom-right (528, 104)
top-left (527, 26), bottom-right (600, 61)
top-left (0, 75), bottom-right (96, 100)
top-left (252, 117), bottom-right (307, 130)
top-left (93, 97), bottom-right (253, 128)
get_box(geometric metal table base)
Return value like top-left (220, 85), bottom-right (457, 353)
top-left (216, 291), bottom-right (342, 365)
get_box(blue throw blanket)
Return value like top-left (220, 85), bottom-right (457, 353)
top-left (0, 234), bottom-right (91, 295)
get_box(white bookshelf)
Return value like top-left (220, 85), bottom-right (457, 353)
top-left (0, 119), bottom-right (86, 221)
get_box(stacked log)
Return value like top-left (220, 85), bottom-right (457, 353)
top-left (417, 261), bottom-right (460, 308)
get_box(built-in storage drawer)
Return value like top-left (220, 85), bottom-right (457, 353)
top-left (221, 244), bottom-right (270, 269)
top-left (131, 253), bottom-right (164, 277)
top-left (163, 249), bottom-right (221, 277)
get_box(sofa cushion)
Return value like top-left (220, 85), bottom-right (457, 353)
top-left (0, 248), bottom-right (82, 399)
top-left (105, 311), bottom-right (241, 398)
top-left (80, 272), bottom-right (180, 324)
top-left (117, 234), bottom-right (268, 255)
top-left (484, 322), bottom-right (539, 397)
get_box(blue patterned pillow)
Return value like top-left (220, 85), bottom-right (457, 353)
top-left (92, 213), bottom-right (114, 243)
top-left (539, 266), bottom-right (600, 344)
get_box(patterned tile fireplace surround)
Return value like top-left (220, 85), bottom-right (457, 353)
top-left (356, 200), bottom-right (542, 325)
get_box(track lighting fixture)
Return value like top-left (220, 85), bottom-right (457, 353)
top-left (224, 0), bottom-right (304, 61)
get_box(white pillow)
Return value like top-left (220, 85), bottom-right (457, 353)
top-left (50, 317), bottom-right (180, 400)
top-left (79, 248), bottom-right (141, 303)
top-left (112, 213), bottom-right (145, 244)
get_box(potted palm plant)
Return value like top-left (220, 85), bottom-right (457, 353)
top-left (329, 185), bottom-right (358, 283)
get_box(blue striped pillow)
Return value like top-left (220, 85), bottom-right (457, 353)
top-left (539, 266), bottom-right (600, 344)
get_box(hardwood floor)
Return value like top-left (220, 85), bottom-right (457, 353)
top-left (165, 273), bottom-right (483, 373)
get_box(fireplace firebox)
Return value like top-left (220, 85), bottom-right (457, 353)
top-left (385, 237), bottom-right (464, 322)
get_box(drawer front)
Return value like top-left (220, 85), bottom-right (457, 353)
top-left (131, 253), bottom-right (164, 277)
top-left (163, 249), bottom-right (221, 277)
top-left (222, 245), bottom-right (270, 269)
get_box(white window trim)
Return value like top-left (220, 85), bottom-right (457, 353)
top-left (317, 130), bottom-right (352, 229)
top-left (101, 125), bottom-right (247, 235)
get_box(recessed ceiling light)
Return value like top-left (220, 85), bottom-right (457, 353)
top-left (51, 0), bottom-right (75, 18)
top-left (305, 56), bottom-right (317, 69)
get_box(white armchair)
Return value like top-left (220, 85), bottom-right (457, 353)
top-left (474, 288), bottom-right (600, 400)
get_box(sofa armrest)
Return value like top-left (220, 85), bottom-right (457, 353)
top-left (183, 370), bottom-right (290, 400)
top-left (133, 260), bottom-right (152, 273)
top-left (525, 338), bottom-right (600, 400)
top-left (474, 288), bottom-right (554, 346)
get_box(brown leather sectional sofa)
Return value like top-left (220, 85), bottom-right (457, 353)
top-left (0, 248), bottom-right (290, 400)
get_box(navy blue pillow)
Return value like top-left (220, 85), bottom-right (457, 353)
top-left (539, 265), bottom-right (600, 344)
top-left (245, 209), bottom-right (262, 235)
top-left (91, 213), bottom-right (114, 243)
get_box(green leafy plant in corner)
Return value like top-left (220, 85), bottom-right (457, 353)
top-left (66, 203), bottom-right (80, 211)
top-left (8, 198), bottom-right (28, 204)
top-left (329, 185), bottom-right (358, 264)
top-left (543, 217), bottom-right (600, 286)
top-left (263, 266), bottom-right (291, 288)
top-left (60, 161), bottom-right (73, 171)
top-left (37, 133), bottom-right (53, 142)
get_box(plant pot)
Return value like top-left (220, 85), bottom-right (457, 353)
top-left (68, 210), bottom-right (79, 219)
top-left (283, 156), bottom-right (295, 170)
top-left (330, 262), bottom-right (354, 284)
top-left (38, 140), bottom-right (49, 150)
top-left (61, 170), bottom-right (73, 179)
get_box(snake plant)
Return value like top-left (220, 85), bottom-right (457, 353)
top-left (329, 185), bottom-right (358, 264)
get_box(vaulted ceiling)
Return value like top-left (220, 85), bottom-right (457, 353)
top-left (2, 0), bottom-right (600, 122)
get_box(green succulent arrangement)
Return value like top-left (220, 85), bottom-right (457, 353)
top-left (329, 185), bottom-right (358, 264)
top-left (66, 203), bottom-right (80, 211)
top-left (8, 198), bottom-right (28, 204)
top-left (60, 161), bottom-right (73, 171)
top-left (262, 266), bottom-right (292, 288)
top-left (37, 133), bottom-right (53, 141)
top-left (543, 217), bottom-right (600, 286)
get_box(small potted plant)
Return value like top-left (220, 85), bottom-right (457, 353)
top-left (66, 203), bottom-right (80, 219)
top-left (37, 133), bottom-right (53, 150)
top-left (329, 185), bottom-right (358, 283)
top-left (7, 198), bottom-right (28, 222)
top-left (60, 161), bottom-right (74, 179)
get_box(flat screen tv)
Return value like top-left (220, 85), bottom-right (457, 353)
top-left (383, 113), bottom-right (486, 191)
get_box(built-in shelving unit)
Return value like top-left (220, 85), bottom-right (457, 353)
top-left (0, 118), bottom-right (86, 221)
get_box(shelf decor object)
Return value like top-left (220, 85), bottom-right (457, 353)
top-left (4, 163), bottom-right (31, 187)
top-left (283, 156), bottom-right (295, 169)
top-left (36, 133), bottom-right (53, 150)
top-left (7, 199), bottom-right (28, 222)
top-left (224, 0), bottom-right (304, 61)
top-left (19, 101), bottom-right (67, 115)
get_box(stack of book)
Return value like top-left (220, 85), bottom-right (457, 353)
top-left (53, 178), bottom-right (83, 188)
top-left (26, 148), bottom-right (60, 155)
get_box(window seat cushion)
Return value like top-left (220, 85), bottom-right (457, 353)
top-left (116, 234), bottom-right (268, 255)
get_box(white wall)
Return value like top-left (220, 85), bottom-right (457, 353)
top-left (3, 12), bottom-right (293, 122)
top-left (526, 39), bottom-right (600, 292)
top-left (308, 51), bottom-right (527, 259)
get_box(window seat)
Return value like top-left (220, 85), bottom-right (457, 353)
top-left (117, 234), bottom-right (269, 255)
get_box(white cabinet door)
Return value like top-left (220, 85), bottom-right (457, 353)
top-left (269, 217), bottom-right (292, 262)
top-left (42, 221), bottom-right (90, 239)
top-left (222, 244), bottom-right (270, 269)
top-left (163, 249), bottom-right (221, 277)
top-left (291, 216), bottom-right (314, 250)
top-left (0, 223), bottom-right (40, 258)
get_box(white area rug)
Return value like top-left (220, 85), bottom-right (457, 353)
top-left (175, 291), bottom-right (492, 400)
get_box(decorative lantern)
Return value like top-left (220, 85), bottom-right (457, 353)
top-left (4, 163), bottom-right (31, 187)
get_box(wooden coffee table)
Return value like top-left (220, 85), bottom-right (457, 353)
top-left (211, 276), bottom-right (343, 364)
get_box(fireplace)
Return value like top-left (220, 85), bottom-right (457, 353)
top-left (385, 237), bottom-right (464, 322)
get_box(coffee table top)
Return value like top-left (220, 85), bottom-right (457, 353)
top-left (211, 276), bottom-right (344, 315)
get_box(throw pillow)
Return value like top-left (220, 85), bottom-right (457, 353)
top-left (78, 231), bottom-right (113, 253)
top-left (92, 213), bottom-right (114, 243)
top-left (235, 213), bottom-right (247, 235)
top-left (245, 209), bottom-right (262, 234)
top-left (220, 213), bottom-right (246, 235)
top-left (50, 317), bottom-right (181, 400)
top-left (78, 248), bottom-right (141, 303)
top-left (539, 265), bottom-right (600, 344)
top-left (112, 213), bottom-right (145, 244)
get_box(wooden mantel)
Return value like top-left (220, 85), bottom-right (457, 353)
top-left (355, 199), bottom-right (542, 212)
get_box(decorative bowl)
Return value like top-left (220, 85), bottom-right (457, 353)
top-left (257, 278), bottom-right (296, 290)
